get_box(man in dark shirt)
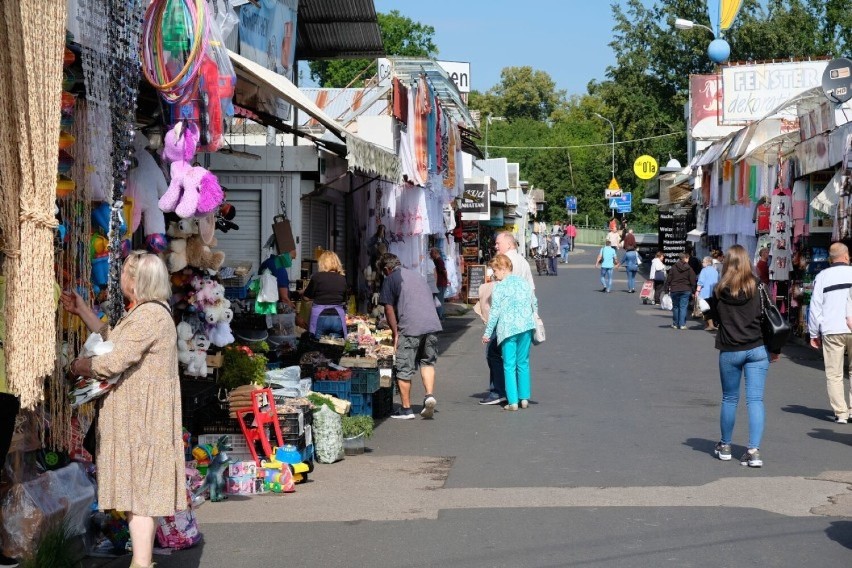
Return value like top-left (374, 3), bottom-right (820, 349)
top-left (378, 253), bottom-right (442, 420)
top-left (755, 248), bottom-right (770, 285)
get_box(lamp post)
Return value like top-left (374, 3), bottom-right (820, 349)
top-left (674, 17), bottom-right (731, 64)
top-left (593, 112), bottom-right (615, 182)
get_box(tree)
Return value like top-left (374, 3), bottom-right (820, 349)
top-left (307, 10), bottom-right (438, 88)
top-left (479, 67), bottom-right (566, 122)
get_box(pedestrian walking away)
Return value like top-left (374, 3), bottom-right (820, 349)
top-left (621, 248), bottom-right (640, 293)
top-left (649, 250), bottom-right (667, 305)
top-left (473, 269), bottom-right (506, 406)
top-left (707, 245), bottom-right (780, 467)
top-left (430, 247), bottom-right (449, 321)
top-left (545, 234), bottom-right (559, 276)
top-left (665, 252), bottom-right (696, 329)
top-left (482, 254), bottom-right (536, 411)
top-left (378, 253), bottom-right (443, 420)
top-left (808, 242), bottom-right (852, 423)
top-left (696, 256), bottom-right (720, 330)
top-left (595, 244), bottom-right (619, 293)
top-left (560, 231), bottom-right (570, 263)
top-left (621, 228), bottom-right (636, 252)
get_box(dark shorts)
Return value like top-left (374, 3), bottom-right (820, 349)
top-left (395, 334), bottom-right (438, 380)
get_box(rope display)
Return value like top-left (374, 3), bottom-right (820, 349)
top-left (0, 0), bottom-right (68, 409)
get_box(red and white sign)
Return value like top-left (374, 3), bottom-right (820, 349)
top-left (689, 74), bottom-right (740, 140)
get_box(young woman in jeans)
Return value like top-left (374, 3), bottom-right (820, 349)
top-left (708, 245), bottom-right (781, 467)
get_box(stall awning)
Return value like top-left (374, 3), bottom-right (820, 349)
top-left (229, 50), bottom-right (401, 182)
top-left (387, 58), bottom-right (478, 130)
top-left (295, 0), bottom-right (385, 60)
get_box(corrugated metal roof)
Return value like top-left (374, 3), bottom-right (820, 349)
top-left (298, 87), bottom-right (390, 127)
top-left (473, 158), bottom-right (509, 190)
top-left (389, 58), bottom-right (477, 129)
top-left (296, 0), bottom-right (385, 60)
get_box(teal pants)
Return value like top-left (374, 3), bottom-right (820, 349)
top-left (501, 330), bottom-right (533, 405)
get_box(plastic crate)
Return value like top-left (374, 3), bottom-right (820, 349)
top-left (350, 368), bottom-right (380, 394)
top-left (279, 412), bottom-right (304, 436)
top-left (224, 285), bottom-right (249, 300)
top-left (349, 393), bottom-right (373, 416)
top-left (372, 387), bottom-right (394, 419)
top-left (283, 431), bottom-right (306, 449)
top-left (312, 379), bottom-right (351, 400)
top-left (221, 261), bottom-right (255, 287)
top-left (197, 433), bottom-right (249, 456)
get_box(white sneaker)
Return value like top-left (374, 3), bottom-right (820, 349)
top-left (834, 415), bottom-right (848, 424)
top-left (421, 396), bottom-right (436, 419)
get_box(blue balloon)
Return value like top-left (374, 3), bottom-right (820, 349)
top-left (708, 39), bottom-right (731, 64)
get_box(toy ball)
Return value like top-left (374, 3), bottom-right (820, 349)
top-left (146, 233), bottom-right (168, 253)
top-left (708, 39), bottom-right (730, 64)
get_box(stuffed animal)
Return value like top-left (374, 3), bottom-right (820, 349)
top-left (185, 234), bottom-right (225, 272)
top-left (204, 299), bottom-right (234, 347)
top-left (125, 132), bottom-right (168, 252)
top-left (168, 239), bottom-right (188, 273)
top-left (192, 435), bottom-right (233, 503)
top-left (185, 332), bottom-right (210, 377)
top-left (208, 320), bottom-right (234, 348)
top-left (176, 322), bottom-right (194, 366)
top-left (159, 123), bottom-right (225, 219)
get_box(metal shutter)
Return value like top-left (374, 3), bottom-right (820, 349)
top-left (216, 189), bottom-right (263, 273)
top-left (301, 198), bottom-right (329, 260)
top-left (333, 202), bottom-right (346, 260)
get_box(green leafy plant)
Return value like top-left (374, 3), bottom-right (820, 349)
top-left (341, 415), bottom-right (374, 439)
top-left (307, 393), bottom-right (336, 413)
top-left (20, 520), bottom-right (78, 568)
top-left (219, 347), bottom-right (268, 389)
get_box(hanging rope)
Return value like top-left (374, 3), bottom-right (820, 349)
top-left (0, 0), bottom-right (68, 409)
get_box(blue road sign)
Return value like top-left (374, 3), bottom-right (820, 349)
top-left (565, 196), bottom-right (577, 213)
top-left (608, 192), bottom-right (632, 214)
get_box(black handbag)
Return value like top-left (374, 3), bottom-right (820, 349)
top-left (759, 284), bottom-right (791, 352)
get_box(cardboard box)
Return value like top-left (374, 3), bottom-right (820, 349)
top-left (225, 475), bottom-right (255, 495)
top-left (227, 461), bottom-right (258, 478)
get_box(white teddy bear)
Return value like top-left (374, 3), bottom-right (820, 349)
top-left (185, 331), bottom-right (210, 377)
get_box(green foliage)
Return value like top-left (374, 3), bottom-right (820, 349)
top-left (219, 348), bottom-right (268, 389)
top-left (308, 10), bottom-right (438, 88)
top-left (341, 414), bottom-right (374, 439)
top-left (307, 393), bottom-right (337, 412)
top-left (20, 520), bottom-right (78, 568)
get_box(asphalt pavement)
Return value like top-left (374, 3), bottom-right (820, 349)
top-left (86, 245), bottom-right (852, 567)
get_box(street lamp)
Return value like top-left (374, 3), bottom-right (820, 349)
top-left (674, 16), bottom-right (731, 64)
top-left (484, 113), bottom-right (505, 159)
top-left (593, 112), bottom-right (615, 182)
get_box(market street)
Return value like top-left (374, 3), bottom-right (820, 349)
top-left (89, 247), bottom-right (852, 567)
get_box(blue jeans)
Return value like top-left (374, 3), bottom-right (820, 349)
top-left (600, 267), bottom-right (613, 290)
top-left (434, 285), bottom-right (447, 320)
top-left (486, 330), bottom-right (505, 397)
top-left (548, 256), bottom-right (558, 275)
top-left (502, 330), bottom-right (532, 405)
top-left (314, 314), bottom-right (343, 339)
top-left (719, 346), bottom-right (769, 449)
top-left (670, 291), bottom-right (691, 327)
top-left (626, 269), bottom-right (637, 291)
top-left (560, 245), bottom-right (569, 263)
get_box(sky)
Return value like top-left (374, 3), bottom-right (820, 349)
top-left (369, 0), bottom-right (652, 97)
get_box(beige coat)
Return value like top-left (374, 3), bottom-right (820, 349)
top-left (474, 281), bottom-right (495, 324)
top-left (91, 301), bottom-right (184, 517)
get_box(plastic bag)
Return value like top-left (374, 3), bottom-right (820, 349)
top-left (698, 297), bottom-right (711, 312)
top-left (660, 293), bottom-right (673, 311)
top-left (68, 333), bottom-right (119, 408)
top-left (0, 462), bottom-right (95, 559)
top-left (313, 405), bottom-right (343, 464)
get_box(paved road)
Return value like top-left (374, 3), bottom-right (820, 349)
top-left (89, 246), bottom-right (852, 567)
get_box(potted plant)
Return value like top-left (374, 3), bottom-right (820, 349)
top-left (341, 415), bottom-right (374, 456)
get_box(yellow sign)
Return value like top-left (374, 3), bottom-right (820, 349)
top-left (633, 155), bottom-right (658, 180)
top-left (608, 177), bottom-right (620, 190)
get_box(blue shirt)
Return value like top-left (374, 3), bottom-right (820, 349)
top-left (483, 275), bottom-right (537, 344)
top-left (599, 247), bottom-right (618, 269)
top-left (697, 266), bottom-right (719, 299)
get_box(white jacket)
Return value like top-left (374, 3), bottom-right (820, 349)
top-left (808, 263), bottom-right (852, 337)
top-left (650, 258), bottom-right (666, 281)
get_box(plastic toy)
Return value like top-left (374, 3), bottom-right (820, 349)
top-left (192, 435), bottom-right (233, 502)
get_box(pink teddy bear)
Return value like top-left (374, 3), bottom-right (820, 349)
top-left (159, 123), bottom-right (224, 219)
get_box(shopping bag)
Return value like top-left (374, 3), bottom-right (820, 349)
top-left (660, 294), bottom-right (673, 311)
top-left (698, 297), bottom-right (711, 313)
top-left (68, 333), bottom-right (119, 408)
top-left (533, 314), bottom-right (546, 345)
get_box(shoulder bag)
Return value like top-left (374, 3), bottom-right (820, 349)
top-left (758, 284), bottom-right (791, 352)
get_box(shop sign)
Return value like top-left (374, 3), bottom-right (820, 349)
top-left (461, 177), bottom-right (494, 221)
top-left (437, 61), bottom-right (471, 94)
top-left (633, 155), bottom-right (658, 180)
top-left (689, 74), bottom-right (741, 140)
top-left (721, 60), bottom-right (828, 124)
top-left (239, 0), bottom-right (299, 120)
top-left (658, 210), bottom-right (688, 265)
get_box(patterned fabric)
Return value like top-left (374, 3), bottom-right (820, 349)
top-left (483, 275), bottom-right (537, 345)
top-left (414, 78), bottom-right (431, 183)
top-left (91, 302), bottom-right (184, 517)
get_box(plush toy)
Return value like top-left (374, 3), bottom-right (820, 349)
top-left (167, 218), bottom-right (198, 239)
top-left (197, 212), bottom-right (216, 245)
top-left (125, 132), bottom-right (168, 252)
top-left (192, 435), bottom-right (233, 503)
top-left (205, 299), bottom-right (234, 347)
top-left (168, 239), bottom-right (188, 273)
top-left (185, 332), bottom-right (210, 377)
top-left (159, 123), bottom-right (225, 219)
top-left (185, 234), bottom-right (225, 272)
top-left (176, 322), bottom-right (194, 366)
top-left (208, 320), bottom-right (234, 348)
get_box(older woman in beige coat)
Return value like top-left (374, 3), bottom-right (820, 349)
top-left (62, 252), bottom-right (183, 568)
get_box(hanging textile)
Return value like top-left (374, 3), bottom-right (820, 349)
top-left (392, 77), bottom-right (408, 124)
top-left (0, 0), bottom-right (67, 408)
top-left (769, 187), bottom-right (792, 281)
top-left (443, 124), bottom-right (457, 190)
top-left (414, 77), bottom-right (430, 183)
top-left (426, 82), bottom-right (438, 174)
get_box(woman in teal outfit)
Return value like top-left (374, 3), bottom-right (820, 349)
top-left (482, 254), bottom-right (537, 411)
